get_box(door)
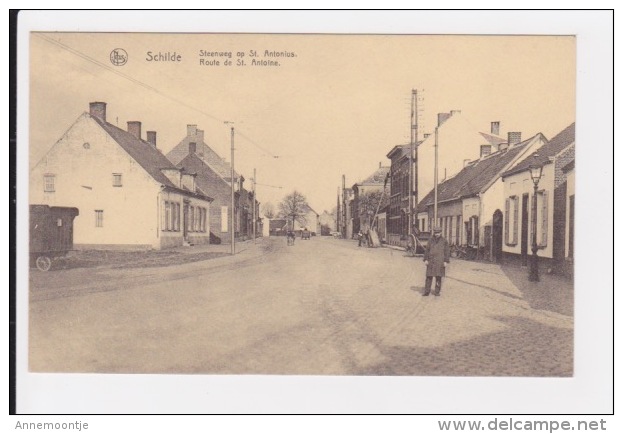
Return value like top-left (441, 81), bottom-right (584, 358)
top-left (521, 194), bottom-right (529, 266)
top-left (492, 209), bottom-right (503, 263)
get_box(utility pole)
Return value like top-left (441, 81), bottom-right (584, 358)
top-left (253, 168), bottom-right (256, 243)
top-left (342, 174), bottom-right (346, 238)
top-left (434, 126), bottom-right (439, 225)
top-left (225, 123), bottom-right (235, 256)
top-left (409, 89), bottom-right (419, 236)
top-left (337, 186), bottom-right (341, 236)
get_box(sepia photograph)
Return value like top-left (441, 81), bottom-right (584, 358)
top-left (15, 10), bottom-right (613, 415)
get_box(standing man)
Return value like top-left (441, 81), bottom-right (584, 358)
top-left (423, 226), bottom-right (450, 296)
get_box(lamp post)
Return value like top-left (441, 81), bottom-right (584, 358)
top-left (528, 153), bottom-right (543, 282)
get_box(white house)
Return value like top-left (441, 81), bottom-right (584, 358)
top-left (30, 102), bottom-right (213, 250)
top-left (417, 132), bottom-right (546, 261)
top-left (501, 123), bottom-right (575, 264)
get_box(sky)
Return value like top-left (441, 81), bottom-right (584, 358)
top-left (29, 32), bottom-right (575, 214)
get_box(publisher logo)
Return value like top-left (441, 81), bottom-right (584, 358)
top-left (110, 48), bottom-right (128, 66)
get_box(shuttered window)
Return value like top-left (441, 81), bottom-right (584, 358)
top-left (540, 191), bottom-right (548, 247)
top-left (512, 196), bottom-right (519, 244)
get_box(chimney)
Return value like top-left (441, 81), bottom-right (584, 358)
top-left (197, 129), bottom-right (205, 144)
top-left (437, 112), bottom-right (451, 127)
top-left (480, 144), bottom-right (492, 157)
top-left (127, 121), bottom-right (142, 140)
top-left (187, 124), bottom-right (197, 138)
top-left (189, 142), bottom-right (197, 154)
top-left (464, 159), bottom-right (471, 168)
top-left (450, 109), bottom-right (461, 116)
top-left (89, 102), bottom-right (107, 121)
top-left (507, 131), bottom-right (522, 146)
top-left (379, 162), bottom-right (382, 169)
top-left (146, 131), bottom-right (157, 147)
top-left (491, 121), bottom-right (500, 136)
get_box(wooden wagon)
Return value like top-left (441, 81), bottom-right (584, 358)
top-left (30, 204), bottom-right (79, 271)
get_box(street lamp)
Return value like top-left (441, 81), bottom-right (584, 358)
top-left (528, 153), bottom-right (543, 282)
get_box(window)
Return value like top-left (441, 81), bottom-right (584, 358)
top-left (173, 203), bottom-right (180, 231)
top-left (95, 210), bottom-right (103, 227)
top-left (44, 174), bottom-right (55, 192)
top-left (505, 196), bottom-right (519, 245)
top-left (189, 206), bottom-right (195, 232)
top-left (112, 173), bottom-right (123, 187)
top-left (164, 202), bottom-right (172, 230)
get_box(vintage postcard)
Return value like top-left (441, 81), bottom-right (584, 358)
top-left (15, 10), bottom-right (613, 415)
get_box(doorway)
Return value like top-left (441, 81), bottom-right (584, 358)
top-left (492, 209), bottom-right (503, 263)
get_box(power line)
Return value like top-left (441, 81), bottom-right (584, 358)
top-left (34, 33), bottom-right (280, 158)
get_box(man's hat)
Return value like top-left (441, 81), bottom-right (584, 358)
top-left (433, 226), bottom-right (442, 233)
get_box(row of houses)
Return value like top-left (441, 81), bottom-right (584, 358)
top-left (30, 102), bottom-right (262, 250)
top-left (267, 204), bottom-right (322, 237)
top-left (338, 109), bottom-right (575, 272)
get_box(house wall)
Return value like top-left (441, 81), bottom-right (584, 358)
top-left (159, 191), bottom-right (211, 248)
top-left (178, 154), bottom-right (233, 244)
top-left (376, 212), bottom-right (387, 242)
top-left (293, 210), bottom-right (320, 234)
top-left (502, 164), bottom-right (556, 259)
top-left (461, 197), bottom-right (480, 246)
top-left (30, 115), bottom-right (165, 249)
top-left (417, 211), bottom-right (429, 232)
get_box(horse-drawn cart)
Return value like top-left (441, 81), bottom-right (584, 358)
top-left (30, 204), bottom-right (79, 271)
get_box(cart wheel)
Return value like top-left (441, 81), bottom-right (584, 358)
top-left (35, 255), bottom-right (52, 272)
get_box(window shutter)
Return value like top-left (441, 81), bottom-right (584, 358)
top-left (504, 198), bottom-right (510, 244)
top-left (541, 191), bottom-right (548, 246)
top-left (512, 197), bottom-right (519, 244)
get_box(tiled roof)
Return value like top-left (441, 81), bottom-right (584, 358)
top-left (93, 116), bottom-right (179, 188)
top-left (177, 153), bottom-right (231, 201)
top-left (503, 122), bottom-right (575, 177)
top-left (167, 135), bottom-right (240, 181)
top-left (93, 116), bottom-right (212, 201)
top-left (419, 134), bottom-right (543, 208)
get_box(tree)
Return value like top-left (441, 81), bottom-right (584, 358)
top-left (262, 202), bottom-right (276, 219)
top-left (358, 189), bottom-right (389, 229)
top-left (278, 190), bottom-right (309, 230)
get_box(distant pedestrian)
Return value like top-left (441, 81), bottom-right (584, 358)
top-left (357, 230), bottom-right (364, 247)
top-left (423, 226), bottom-right (450, 296)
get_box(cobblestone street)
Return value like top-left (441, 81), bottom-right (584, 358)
top-left (29, 236), bottom-right (573, 376)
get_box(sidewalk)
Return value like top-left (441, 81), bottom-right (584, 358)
top-left (379, 239), bottom-right (573, 316)
top-left (499, 263), bottom-right (574, 316)
top-left (51, 238), bottom-right (266, 271)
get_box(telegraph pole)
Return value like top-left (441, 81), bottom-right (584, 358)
top-left (409, 89), bottom-right (419, 235)
top-left (226, 123), bottom-right (235, 256)
top-left (253, 168), bottom-right (256, 243)
top-left (434, 126), bottom-right (439, 225)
